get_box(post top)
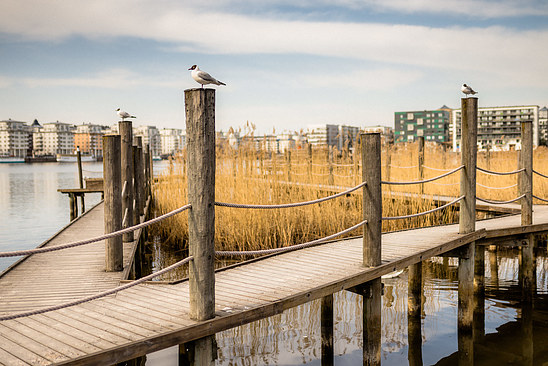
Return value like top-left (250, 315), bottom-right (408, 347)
top-left (184, 88), bottom-right (216, 92)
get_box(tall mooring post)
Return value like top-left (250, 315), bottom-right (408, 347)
top-left (103, 134), bottom-right (123, 272)
top-left (418, 136), bottom-right (425, 195)
top-left (185, 88), bottom-right (217, 365)
top-left (520, 120), bottom-right (535, 299)
top-left (119, 121), bottom-right (134, 242)
top-left (361, 132), bottom-right (382, 366)
top-left (458, 97), bottom-right (478, 365)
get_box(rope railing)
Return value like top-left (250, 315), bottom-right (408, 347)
top-left (422, 165), bottom-right (457, 172)
top-left (476, 194), bottom-right (526, 205)
top-left (477, 182), bottom-right (517, 190)
top-left (388, 164), bottom-right (417, 169)
top-left (332, 163), bottom-right (354, 167)
top-left (382, 196), bottom-right (464, 220)
top-left (215, 181), bottom-right (366, 209)
top-left (533, 195), bottom-right (548, 203)
top-left (0, 256), bottom-right (194, 321)
top-left (477, 166), bottom-right (525, 176)
top-left (0, 204), bottom-right (192, 257)
top-left (216, 219), bottom-right (367, 256)
top-left (382, 166), bottom-right (463, 185)
top-left (533, 169), bottom-right (548, 179)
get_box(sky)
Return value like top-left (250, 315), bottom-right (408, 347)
top-left (1, 0), bottom-right (547, 134)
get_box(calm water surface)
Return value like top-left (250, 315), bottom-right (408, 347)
top-left (1, 162), bottom-right (547, 364)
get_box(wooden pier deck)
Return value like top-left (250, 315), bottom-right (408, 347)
top-left (0, 201), bottom-right (547, 365)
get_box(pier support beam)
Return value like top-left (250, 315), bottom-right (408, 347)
top-left (321, 294), bottom-right (334, 366)
top-left (361, 132), bottom-right (382, 366)
top-left (473, 245), bottom-right (485, 342)
top-left (119, 121), bottom-right (134, 242)
top-left (185, 88), bottom-right (217, 366)
top-left (103, 134), bottom-right (123, 271)
top-left (408, 262), bottom-right (423, 366)
top-left (458, 97), bottom-right (477, 365)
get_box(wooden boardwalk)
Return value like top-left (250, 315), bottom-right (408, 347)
top-left (0, 201), bottom-right (547, 365)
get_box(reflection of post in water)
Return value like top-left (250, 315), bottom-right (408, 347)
top-left (488, 245), bottom-right (499, 289)
top-left (408, 261), bottom-right (423, 366)
top-left (321, 294), bottom-right (334, 366)
top-left (521, 295), bottom-right (534, 366)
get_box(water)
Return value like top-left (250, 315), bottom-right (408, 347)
top-left (1, 163), bottom-right (547, 364)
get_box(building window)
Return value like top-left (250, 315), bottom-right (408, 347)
top-left (407, 124), bottom-right (414, 131)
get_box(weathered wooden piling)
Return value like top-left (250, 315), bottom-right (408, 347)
top-left (119, 121), bottom-right (134, 242)
top-left (458, 97), bottom-right (477, 364)
top-left (520, 120), bottom-right (535, 298)
top-left (69, 193), bottom-right (76, 221)
top-left (103, 134), bottom-right (123, 272)
top-left (76, 146), bottom-right (85, 213)
top-left (418, 136), bottom-right (424, 195)
top-left (408, 261), bottom-right (423, 366)
top-left (361, 132), bottom-right (382, 366)
top-left (321, 294), bottom-right (334, 366)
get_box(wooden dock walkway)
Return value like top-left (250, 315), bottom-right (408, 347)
top-left (0, 201), bottom-right (547, 365)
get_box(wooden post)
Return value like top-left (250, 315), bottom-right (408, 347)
top-left (458, 97), bottom-right (477, 365)
top-left (143, 144), bottom-right (150, 198)
top-left (328, 146), bottom-right (334, 186)
top-left (186, 88), bottom-right (217, 366)
top-left (418, 136), bottom-right (424, 195)
top-left (286, 149), bottom-right (291, 182)
top-left (361, 132), bottom-right (381, 366)
top-left (103, 134), bottom-right (123, 272)
top-left (308, 143), bottom-right (313, 181)
top-left (520, 121), bottom-right (535, 298)
top-left (474, 245), bottom-right (485, 342)
top-left (321, 294), bottom-right (334, 366)
top-left (69, 193), bottom-right (76, 221)
top-left (76, 146), bottom-right (85, 213)
top-left (119, 121), bottom-right (134, 242)
top-left (408, 261), bottom-right (423, 366)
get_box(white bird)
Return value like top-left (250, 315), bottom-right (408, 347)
top-left (461, 84), bottom-right (478, 97)
top-left (188, 65), bottom-right (226, 88)
top-left (116, 108), bottom-right (136, 121)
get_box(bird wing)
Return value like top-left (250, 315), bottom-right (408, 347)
top-left (196, 70), bottom-right (217, 82)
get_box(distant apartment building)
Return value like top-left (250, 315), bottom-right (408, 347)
top-left (452, 105), bottom-right (539, 151)
top-left (134, 125), bottom-right (161, 157)
top-left (34, 122), bottom-right (74, 156)
top-left (0, 119), bottom-right (30, 158)
top-left (540, 107), bottom-right (548, 145)
top-left (160, 128), bottom-right (185, 156)
top-left (362, 125), bottom-right (394, 144)
top-left (74, 123), bottom-right (104, 158)
top-left (394, 108), bottom-right (451, 144)
top-left (307, 124), bottom-right (360, 151)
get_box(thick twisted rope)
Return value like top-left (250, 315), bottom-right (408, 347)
top-left (477, 182), bottom-right (517, 190)
top-left (382, 195), bottom-right (464, 220)
top-left (382, 166), bottom-right (463, 185)
top-left (215, 219), bottom-right (367, 256)
top-left (533, 170), bottom-right (548, 179)
top-left (533, 195), bottom-right (548, 203)
top-left (215, 181), bottom-right (366, 209)
top-left (0, 256), bottom-right (194, 321)
top-left (0, 204), bottom-right (192, 257)
top-left (476, 194), bottom-right (526, 205)
top-left (477, 166), bottom-right (525, 176)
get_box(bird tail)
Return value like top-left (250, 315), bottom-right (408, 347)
top-left (218, 81), bottom-right (226, 86)
top-left (130, 115), bottom-right (136, 118)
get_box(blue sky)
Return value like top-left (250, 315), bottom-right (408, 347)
top-left (1, 0), bottom-right (547, 134)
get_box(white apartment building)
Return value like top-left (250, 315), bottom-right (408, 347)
top-left (34, 122), bottom-right (74, 156)
top-left (0, 120), bottom-right (30, 158)
top-left (307, 124), bottom-right (360, 151)
top-left (134, 125), bottom-right (161, 157)
top-left (160, 128), bottom-right (185, 155)
top-left (452, 105), bottom-right (539, 151)
top-left (540, 107), bottom-right (548, 145)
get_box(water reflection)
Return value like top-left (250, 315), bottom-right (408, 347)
top-left (142, 245), bottom-right (547, 365)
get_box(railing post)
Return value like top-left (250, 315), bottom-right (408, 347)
top-left (103, 134), bottom-right (123, 272)
top-left (520, 120), bottom-right (535, 298)
top-left (119, 121), bottom-right (134, 242)
top-left (418, 136), bottom-right (424, 195)
top-left (458, 97), bottom-right (477, 364)
top-left (361, 132), bottom-right (381, 366)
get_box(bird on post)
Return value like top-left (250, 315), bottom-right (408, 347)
top-left (461, 84), bottom-right (477, 97)
top-left (116, 108), bottom-right (136, 121)
top-left (188, 65), bottom-right (226, 88)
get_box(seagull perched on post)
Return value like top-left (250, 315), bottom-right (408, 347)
top-left (461, 84), bottom-right (478, 97)
top-left (188, 65), bottom-right (226, 88)
top-left (116, 108), bottom-right (136, 121)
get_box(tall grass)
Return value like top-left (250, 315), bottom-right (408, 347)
top-left (152, 140), bottom-right (548, 251)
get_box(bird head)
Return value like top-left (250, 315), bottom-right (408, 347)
top-left (116, 108), bottom-right (121, 111)
top-left (188, 65), bottom-right (198, 70)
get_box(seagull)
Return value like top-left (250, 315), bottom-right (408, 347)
top-left (116, 108), bottom-right (136, 121)
top-left (188, 65), bottom-right (226, 88)
top-left (461, 84), bottom-right (478, 97)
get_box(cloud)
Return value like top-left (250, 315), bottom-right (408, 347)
top-left (301, 68), bottom-right (423, 90)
